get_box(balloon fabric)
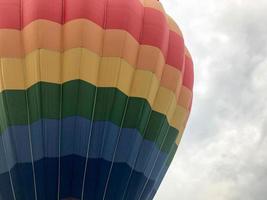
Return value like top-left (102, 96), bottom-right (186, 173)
top-left (0, 0), bottom-right (194, 199)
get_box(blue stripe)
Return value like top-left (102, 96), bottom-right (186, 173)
top-left (0, 172), bottom-right (14, 200)
top-left (143, 145), bottom-right (178, 200)
top-left (0, 117), bottom-right (168, 176)
top-left (0, 117), bottom-right (173, 200)
top-left (0, 156), bottom-right (159, 200)
top-left (146, 164), bottom-right (169, 200)
top-left (0, 139), bottom-right (8, 176)
top-left (141, 164), bottom-right (169, 200)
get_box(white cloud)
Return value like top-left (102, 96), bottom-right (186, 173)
top-left (155, 0), bottom-right (267, 199)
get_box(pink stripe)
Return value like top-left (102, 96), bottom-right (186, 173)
top-left (183, 56), bottom-right (194, 91)
top-left (167, 31), bottom-right (185, 71)
top-left (22, 0), bottom-right (62, 25)
top-left (65, 0), bottom-right (106, 27)
top-left (141, 8), bottom-right (169, 58)
top-left (105, 0), bottom-right (143, 40)
top-left (0, 0), bottom-right (188, 71)
top-left (0, 0), bottom-right (21, 29)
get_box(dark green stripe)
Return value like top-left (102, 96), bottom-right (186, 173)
top-left (166, 144), bottom-right (178, 167)
top-left (0, 80), bottom-right (178, 154)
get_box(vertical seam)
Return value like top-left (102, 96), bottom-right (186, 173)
top-left (20, 0), bottom-right (38, 199)
top-left (121, 3), bottom-right (172, 200)
top-left (0, 59), bottom-right (17, 200)
top-left (57, 0), bottom-right (65, 199)
top-left (120, 2), bottom-right (153, 200)
top-left (80, 0), bottom-right (108, 199)
top-left (137, 4), bottom-right (180, 199)
top-left (101, 1), bottom-right (136, 198)
top-left (69, 20), bottom-right (84, 199)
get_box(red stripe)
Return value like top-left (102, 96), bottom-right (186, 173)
top-left (167, 31), bottom-right (185, 71)
top-left (183, 56), bottom-right (194, 91)
top-left (0, 0), bottom-right (187, 70)
top-left (65, 0), bottom-right (106, 27)
top-left (0, 0), bottom-right (21, 29)
top-left (105, 0), bottom-right (143, 40)
top-left (141, 8), bottom-right (169, 58)
top-left (22, 0), bottom-right (62, 25)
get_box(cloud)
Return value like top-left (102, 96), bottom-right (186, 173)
top-left (155, 1), bottom-right (267, 199)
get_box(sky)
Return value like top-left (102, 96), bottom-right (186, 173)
top-left (155, 1), bottom-right (267, 199)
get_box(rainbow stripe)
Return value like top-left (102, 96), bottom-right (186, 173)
top-left (0, 0), bottom-right (194, 199)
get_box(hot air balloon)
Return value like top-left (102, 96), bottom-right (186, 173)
top-left (0, 0), bottom-right (194, 199)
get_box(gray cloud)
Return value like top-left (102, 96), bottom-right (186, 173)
top-left (155, 1), bottom-right (267, 200)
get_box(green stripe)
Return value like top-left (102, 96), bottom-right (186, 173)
top-left (0, 80), bottom-right (178, 154)
top-left (166, 144), bottom-right (178, 167)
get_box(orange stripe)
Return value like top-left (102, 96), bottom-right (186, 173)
top-left (0, 0), bottom-right (185, 68)
top-left (0, 19), bottom-right (185, 85)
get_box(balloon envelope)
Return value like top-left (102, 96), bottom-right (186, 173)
top-left (0, 0), bottom-right (194, 199)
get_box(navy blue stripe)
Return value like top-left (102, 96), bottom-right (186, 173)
top-left (0, 117), bottom-right (168, 176)
top-left (142, 164), bottom-right (169, 200)
top-left (0, 116), bottom-right (176, 200)
top-left (0, 172), bottom-right (14, 200)
top-left (144, 145), bottom-right (178, 200)
top-left (0, 156), bottom-right (159, 200)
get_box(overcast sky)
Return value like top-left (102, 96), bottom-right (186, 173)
top-left (156, 1), bottom-right (267, 199)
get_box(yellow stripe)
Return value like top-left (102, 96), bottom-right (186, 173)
top-left (153, 87), bottom-right (176, 122)
top-left (0, 58), bottom-right (25, 89)
top-left (175, 110), bottom-right (190, 145)
top-left (178, 86), bottom-right (193, 110)
top-left (2, 44), bottom-right (188, 102)
top-left (0, 48), bottom-right (191, 133)
top-left (0, 1), bottom-right (190, 146)
top-left (98, 57), bottom-right (134, 95)
top-left (171, 105), bottom-right (189, 132)
top-left (24, 50), bottom-right (62, 87)
top-left (0, 19), bottom-right (184, 81)
top-left (0, 43), bottom-right (190, 133)
top-left (130, 69), bottom-right (159, 106)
